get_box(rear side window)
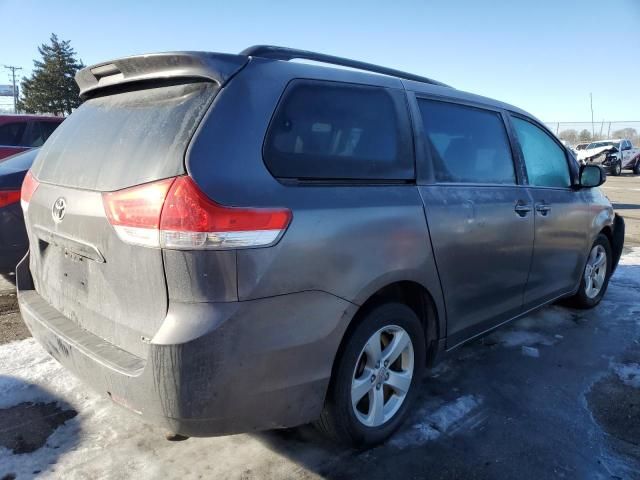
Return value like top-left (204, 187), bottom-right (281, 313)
top-left (511, 117), bottom-right (570, 188)
top-left (417, 100), bottom-right (516, 184)
top-left (0, 122), bottom-right (27, 146)
top-left (263, 80), bottom-right (413, 180)
top-left (32, 82), bottom-right (217, 191)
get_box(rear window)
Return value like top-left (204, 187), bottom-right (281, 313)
top-left (32, 82), bottom-right (217, 191)
top-left (263, 80), bottom-right (413, 180)
top-left (418, 99), bottom-right (516, 184)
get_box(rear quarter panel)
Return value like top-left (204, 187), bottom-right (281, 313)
top-left (186, 58), bottom-right (446, 335)
top-left (0, 146), bottom-right (28, 161)
top-left (583, 185), bottom-right (616, 269)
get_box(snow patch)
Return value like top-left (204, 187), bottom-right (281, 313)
top-left (389, 395), bottom-right (481, 448)
top-left (612, 363), bottom-right (640, 389)
top-left (612, 249), bottom-right (640, 289)
top-left (521, 346), bottom-right (540, 358)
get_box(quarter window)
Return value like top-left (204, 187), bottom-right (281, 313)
top-left (417, 100), bottom-right (516, 184)
top-left (511, 117), bottom-right (570, 188)
top-left (263, 80), bottom-right (413, 180)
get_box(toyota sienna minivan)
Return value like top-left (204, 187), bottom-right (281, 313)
top-left (17, 46), bottom-right (625, 446)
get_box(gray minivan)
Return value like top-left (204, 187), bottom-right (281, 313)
top-left (17, 46), bottom-right (625, 446)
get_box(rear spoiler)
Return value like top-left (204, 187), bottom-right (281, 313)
top-left (76, 52), bottom-right (249, 99)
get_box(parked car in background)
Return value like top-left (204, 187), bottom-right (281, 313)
top-left (577, 139), bottom-right (640, 175)
top-left (0, 114), bottom-right (63, 161)
top-left (0, 148), bottom-right (38, 273)
top-left (17, 46), bottom-right (625, 447)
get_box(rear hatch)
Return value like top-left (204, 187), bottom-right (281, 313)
top-left (24, 65), bottom-right (233, 358)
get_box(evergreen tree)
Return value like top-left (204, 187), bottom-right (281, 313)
top-left (19, 34), bottom-right (84, 116)
top-left (578, 129), bottom-right (592, 143)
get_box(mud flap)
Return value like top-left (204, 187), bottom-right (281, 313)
top-left (611, 214), bottom-right (625, 273)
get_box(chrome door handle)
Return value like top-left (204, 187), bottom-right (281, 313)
top-left (536, 203), bottom-right (551, 215)
top-left (514, 203), bottom-right (532, 217)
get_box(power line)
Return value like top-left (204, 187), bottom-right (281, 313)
top-left (3, 65), bottom-right (22, 113)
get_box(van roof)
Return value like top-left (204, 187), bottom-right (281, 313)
top-left (75, 45), bottom-right (539, 126)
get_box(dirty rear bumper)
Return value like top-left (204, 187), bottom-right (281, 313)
top-left (16, 255), bottom-right (354, 437)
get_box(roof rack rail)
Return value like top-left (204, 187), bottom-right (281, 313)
top-left (240, 45), bottom-right (450, 88)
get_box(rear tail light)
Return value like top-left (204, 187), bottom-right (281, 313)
top-left (20, 171), bottom-right (40, 211)
top-left (103, 176), bottom-right (292, 250)
top-left (0, 190), bottom-right (21, 208)
top-left (103, 178), bottom-right (174, 248)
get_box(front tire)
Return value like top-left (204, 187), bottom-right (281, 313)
top-left (315, 303), bottom-right (425, 446)
top-left (634, 160), bottom-right (640, 175)
top-left (567, 234), bottom-right (612, 309)
top-left (611, 161), bottom-right (622, 176)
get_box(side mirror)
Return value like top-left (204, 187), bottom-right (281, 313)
top-left (579, 164), bottom-right (605, 188)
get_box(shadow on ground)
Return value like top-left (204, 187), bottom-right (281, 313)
top-left (254, 263), bottom-right (640, 479)
top-left (0, 378), bottom-right (80, 479)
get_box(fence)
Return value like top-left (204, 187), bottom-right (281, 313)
top-left (544, 121), bottom-right (640, 146)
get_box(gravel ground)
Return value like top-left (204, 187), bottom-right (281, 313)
top-left (0, 274), bottom-right (25, 346)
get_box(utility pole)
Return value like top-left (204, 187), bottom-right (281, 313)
top-left (4, 65), bottom-right (22, 113)
top-left (590, 93), bottom-right (594, 138)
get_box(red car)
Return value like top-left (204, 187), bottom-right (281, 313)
top-left (0, 114), bottom-right (64, 161)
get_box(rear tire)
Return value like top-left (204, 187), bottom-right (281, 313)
top-left (566, 234), bottom-right (612, 309)
top-left (315, 303), bottom-right (425, 446)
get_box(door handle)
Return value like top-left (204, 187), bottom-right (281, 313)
top-left (536, 203), bottom-right (551, 215)
top-left (514, 202), bottom-right (532, 217)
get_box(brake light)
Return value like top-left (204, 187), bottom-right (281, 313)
top-left (103, 178), bottom-right (175, 247)
top-left (102, 176), bottom-right (291, 250)
top-left (0, 190), bottom-right (20, 208)
top-left (21, 171), bottom-right (40, 211)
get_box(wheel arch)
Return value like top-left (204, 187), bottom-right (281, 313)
top-left (602, 215), bottom-right (625, 273)
top-left (333, 280), bottom-right (443, 378)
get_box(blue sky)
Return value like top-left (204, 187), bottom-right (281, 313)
top-left (1, 0), bottom-right (638, 121)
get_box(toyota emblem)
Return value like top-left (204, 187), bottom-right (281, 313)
top-left (52, 197), bottom-right (66, 223)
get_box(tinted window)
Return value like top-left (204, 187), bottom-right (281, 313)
top-left (512, 117), bottom-right (570, 188)
top-left (418, 100), bottom-right (515, 184)
top-left (264, 80), bottom-right (413, 180)
top-left (0, 122), bottom-right (27, 146)
top-left (31, 121), bottom-right (60, 147)
top-left (23, 121), bottom-right (60, 147)
top-left (33, 82), bottom-right (217, 191)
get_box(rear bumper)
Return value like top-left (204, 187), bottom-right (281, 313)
top-left (17, 255), bottom-right (354, 436)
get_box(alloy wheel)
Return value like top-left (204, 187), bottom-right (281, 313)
top-left (584, 244), bottom-right (607, 299)
top-left (351, 325), bottom-right (414, 427)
